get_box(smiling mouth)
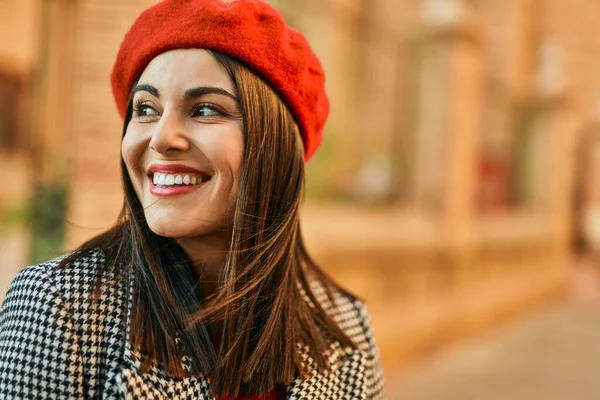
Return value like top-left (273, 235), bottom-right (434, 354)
top-left (150, 172), bottom-right (210, 187)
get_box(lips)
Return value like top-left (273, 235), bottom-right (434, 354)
top-left (147, 163), bottom-right (212, 180)
top-left (147, 163), bottom-right (212, 197)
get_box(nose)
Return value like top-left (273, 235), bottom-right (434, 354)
top-left (149, 111), bottom-right (190, 154)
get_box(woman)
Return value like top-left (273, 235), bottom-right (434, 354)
top-left (0, 0), bottom-right (385, 399)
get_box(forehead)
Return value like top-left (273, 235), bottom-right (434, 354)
top-left (136, 49), bottom-right (235, 95)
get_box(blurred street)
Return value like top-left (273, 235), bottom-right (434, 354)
top-left (4, 1), bottom-right (600, 398)
top-left (387, 256), bottom-right (600, 400)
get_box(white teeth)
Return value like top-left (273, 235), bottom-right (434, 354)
top-left (152, 173), bottom-right (203, 186)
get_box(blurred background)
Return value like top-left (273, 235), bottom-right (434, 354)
top-left (1, 0), bottom-right (600, 398)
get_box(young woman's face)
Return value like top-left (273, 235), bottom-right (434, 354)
top-left (122, 49), bottom-right (243, 242)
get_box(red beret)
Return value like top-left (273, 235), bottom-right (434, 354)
top-left (111, 0), bottom-right (329, 161)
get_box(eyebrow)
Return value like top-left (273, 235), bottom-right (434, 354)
top-left (185, 86), bottom-right (238, 102)
top-left (131, 84), bottom-right (238, 102)
top-left (131, 84), bottom-right (159, 98)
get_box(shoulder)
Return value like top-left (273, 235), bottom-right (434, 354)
top-left (0, 254), bottom-right (94, 397)
top-left (0, 254), bottom-right (67, 314)
top-left (5, 247), bottom-right (104, 284)
top-left (0, 254), bottom-right (64, 329)
top-left (305, 276), bottom-right (386, 398)
top-left (0, 262), bottom-right (54, 331)
top-left (0, 248), bottom-right (106, 324)
top-left (307, 277), bottom-right (376, 352)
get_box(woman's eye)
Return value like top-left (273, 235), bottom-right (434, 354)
top-left (194, 105), bottom-right (221, 118)
top-left (138, 105), bottom-right (157, 117)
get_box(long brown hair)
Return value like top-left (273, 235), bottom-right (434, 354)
top-left (60, 51), bottom-right (356, 397)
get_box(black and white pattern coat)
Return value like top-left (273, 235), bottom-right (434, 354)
top-left (0, 250), bottom-right (385, 399)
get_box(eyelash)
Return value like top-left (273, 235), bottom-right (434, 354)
top-left (131, 100), bottom-right (153, 118)
top-left (192, 103), bottom-right (226, 118)
top-left (132, 100), bottom-right (225, 119)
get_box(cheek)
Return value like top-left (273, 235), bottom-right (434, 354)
top-left (201, 126), bottom-right (244, 184)
top-left (121, 130), bottom-right (144, 174)
top-left (121, 129), bottom-right (148, 195)
top-left (220, 128), bottom-right (244, 175)
top-left (229, 139), bottom-right (244, 179)
top-left (220, 133), bottom-right (244, 194)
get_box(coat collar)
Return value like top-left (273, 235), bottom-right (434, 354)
top-left (116, 267), bottom-right (370, 399)
top-left (117, 340), bottom-right (369, 399)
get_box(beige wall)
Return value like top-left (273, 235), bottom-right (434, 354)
top-left (0, 0), bottom-right (40, 302)
top-left (0, 0), bottom-right (41, 74)
top-left (543, 0), bottom-right (600, 116)
top-left (65, 0), bottom-right (160, 247)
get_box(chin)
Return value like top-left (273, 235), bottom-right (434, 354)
top-left (145, 216), bottom-right (194, 238)
top-left (145, 213), bottom-right (224, 240)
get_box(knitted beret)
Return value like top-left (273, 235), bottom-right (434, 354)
top-left (111, 0), bottom-right (329, 161)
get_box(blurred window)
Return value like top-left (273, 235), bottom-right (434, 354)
top-left (476, 0), bottom-right (544, 214)
top-left (295, 0), bottom-right (410, 206)
top-left (476, 74), bottom-right (519, 212)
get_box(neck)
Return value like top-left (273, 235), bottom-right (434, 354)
top-left (176, 233), bottom-right (230, 299)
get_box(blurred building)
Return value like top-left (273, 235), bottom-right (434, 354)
top-left (3, 0), bottom-right (600, 385)
top-left (0, 0), bottom-right (40, 300)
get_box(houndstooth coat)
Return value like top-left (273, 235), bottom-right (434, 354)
top-left (0, 250), bottom-right (385, 399)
